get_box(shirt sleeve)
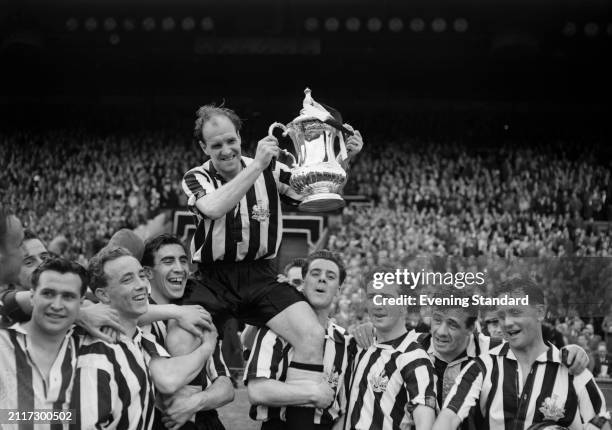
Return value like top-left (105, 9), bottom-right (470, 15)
top-left (442, 358), bottom-right (486, 421)
top-left (400, 349), bottom-right (437, 411)
top-left (244, 328), bottom-right (285, 383)
top-left (182, 169), bottom-right (217, 216)
top-left (574, 370), bottom-right (611, 427)
top-left (0, 290), bottom-right (30, 325)
top-left (71, 361), bottom-right (116, 429)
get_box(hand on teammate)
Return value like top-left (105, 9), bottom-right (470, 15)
top-left (351, 321), bottom-right (375, 349)
top-left (175, 305), bottom-right (214, 337)
top-left (77, 302), bottom-right (126, 343)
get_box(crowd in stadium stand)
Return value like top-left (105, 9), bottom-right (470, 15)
top-left (2, 128), bottom-right (612, 343)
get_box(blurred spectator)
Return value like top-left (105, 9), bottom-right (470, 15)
top-left (593, 341), bottom-right (612, 378)
top-left (576, 333), bottom-right (596, 372)
top-left (17, 230), bottom-right (50, 291)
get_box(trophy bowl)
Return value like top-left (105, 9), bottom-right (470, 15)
top-left (268, 88), bottom-right (351, 212)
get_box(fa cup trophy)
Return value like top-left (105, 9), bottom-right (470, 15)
top-left (268, 88), bottom-right (353, 212)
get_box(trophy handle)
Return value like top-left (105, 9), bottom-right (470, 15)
top-left (268, 122), bottom-right (297, 168)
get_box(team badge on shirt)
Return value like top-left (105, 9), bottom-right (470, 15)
top-left (252, 200), bottom-right (270, 222)
top-left (370, 373), bottom-right (389, 393)
top-left (539, 394), bottom-right (565, 421)
top-left (327, 370), bottom-right (340, 389)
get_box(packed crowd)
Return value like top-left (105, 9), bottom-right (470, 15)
top-left (0, 130), bottom-right (196, 261)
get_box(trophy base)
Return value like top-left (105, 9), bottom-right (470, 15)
top-left (299, 193), bottom-right (345, 212)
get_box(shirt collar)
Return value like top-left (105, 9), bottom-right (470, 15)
top-left (427, 332), bottom-right (478, 363)
top-left (375, 331), bottom-right (410, 349)
top-left (325, 320), bottom-right (347, 344)
top-left (493, 341), bottom-right (561, 364)
top-left (207, 157), bottom-right (246, 182)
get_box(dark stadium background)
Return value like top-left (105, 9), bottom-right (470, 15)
top-left (2, 0), bottom-right (612, 426)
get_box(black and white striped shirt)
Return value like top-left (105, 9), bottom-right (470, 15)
top-left (343, 332), bottom-right (437, 430)
top-left (182, 157), bottom-right (302, 264)
top-left (0, 323), bottom-right (78, 430)
top-left (70, 328), bottom-right (169, 430)
top-left (144, 316), bottom-right (230, 426)
top-left (415, 330), bottom-right (503, 406)
top-left (444, 342), bottom-right (610, 430)
top-left (244, 321), bottom-right (349, 425)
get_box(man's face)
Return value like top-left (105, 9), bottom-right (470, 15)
top-left (101, 256), bottom-right (150, 319)
top-left (286, 266), bottom-right (304, 290)
top-left (0, 215), bottom-right (24, 285)
top-left (302, 259), bottom-right (341, 310)
top-left (31, 271), bottom-right (82, 336)
top-left (150, 244), bottom-right (189, 301)
top-left (577, 335), bottom-right (588, 349)
top-left (18, 239), bottom-right (49, 290)
top-left (484, 310), bottom-right (504, 339)
top-left (598, 345), bottom-right (607, 357)
top-left (430, 308), bottom-right (473, 360)
top-left (365, 282), bottom-right (406, 333)
top-left (200, 115), bottom-right (242, 179)
top-left (497, 297), bottom-right (544, 351)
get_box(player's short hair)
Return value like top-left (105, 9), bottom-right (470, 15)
top-left (31, 258), bottom-right (89, 296)
top-left (193, 104), bottom-right (243, 146)
top-left (88, 247), bottom-right (133, 292)
top-left (142, 234), bottom-right (187, 268)
top-left (496, 276), bottom-right (545, 306)
top-left (283, 258), bottom-right (307, 276)
top-left (429, 289), bottom-right (479, 328)
top-left (302, 250), bottom-right (346, 284)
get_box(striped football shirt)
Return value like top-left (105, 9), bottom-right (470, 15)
top-left (444, 342), bottom-right (610, 430)
top-left (343, 331), bottom-right (437, 430)
top-left (70, 328), bottom-right (169, 430)
top-left (0, 323), bottom-right (79, 430)
top-left (182, 157), bottom-right (302, 264)
top-left (144, 315), bottom-right (230, 428)
top-left (244, 321), bottom-right (349, 425)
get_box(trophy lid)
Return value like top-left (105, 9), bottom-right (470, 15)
top-left (293, 88), bottom-right (353, 136)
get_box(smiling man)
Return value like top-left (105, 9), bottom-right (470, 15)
top-left (179, 105), bottom-right (363, 430)
top-left (71, 246), bottom-right (220, 430)
top-left (434, 278), bottom-right (611, 430)
top-left (344, 265), bottom-right (437, 430)
top-left (141, 234), bottom-right (234, 430)
top-left (0, 258), bottom-right (88, 430)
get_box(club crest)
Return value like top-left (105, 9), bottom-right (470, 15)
top-left (327, 370), bottom-right (340, 389)
top-left (538, 394), bottom-right (565, 421)
top-left (251, 200), bottom-right (270, 222)
top-left (369, 373), bottom-right (389, 393)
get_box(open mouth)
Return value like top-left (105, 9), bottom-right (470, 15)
top-left (133, 294), bottom-right (147, 302)
top-left (167, 277), bottom-right (184, 287)
top-left (220, 154), bottom-right (237, 161)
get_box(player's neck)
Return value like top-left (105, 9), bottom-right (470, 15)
top-left (150, 288), bottom-right (169, 305)
top-left (118, 316), bottom-right (139, 339)
top-left (23, 320), bottom-right (67, 348)
top-left (512, 337), bottom-right (548, 366)
top-left (314, 308), bottom-right (331, 328)
top-left (376, 323), bottom-right (407, 343)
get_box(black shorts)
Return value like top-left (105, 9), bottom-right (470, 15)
top-left (183, 259), bottom-right (305, 329)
